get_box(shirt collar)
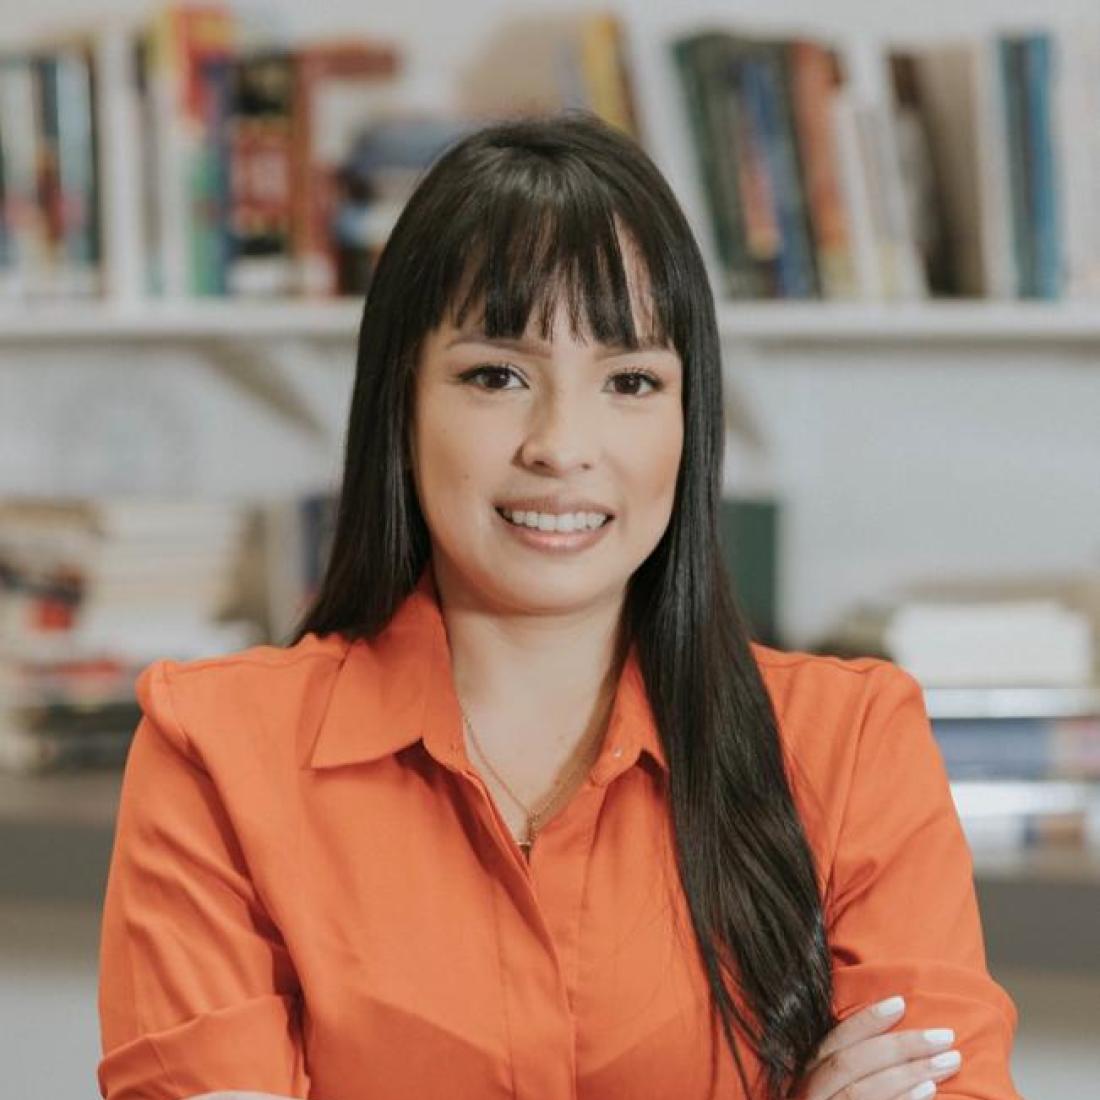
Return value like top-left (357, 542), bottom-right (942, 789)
top-left (308, 561), bottom-right (668, 782)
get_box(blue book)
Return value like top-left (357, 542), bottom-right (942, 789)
top-left (740, 55), bottom-right (816, 298)
top-left (1024, 33), bottom-right (1062, 299)
top-left (998, 37), bottom-right (1032, 296)
top-left (931, 717), bottom-right (1051, 780)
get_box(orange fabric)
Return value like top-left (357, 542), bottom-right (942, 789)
top-left (97, 562), bottom-right (1021, 1099)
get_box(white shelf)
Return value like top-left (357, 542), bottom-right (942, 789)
top-left (718, 300), bottom-right (1100, 345)
top-left (0, 298), bottom-right (363, 342)
top-left (925, 683), bottom-right (1100, 721)
top-left (5, 298), bottom-right (1100, 346)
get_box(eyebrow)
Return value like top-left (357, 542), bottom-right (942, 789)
top-left (445, 330), bottom-right (674, 358)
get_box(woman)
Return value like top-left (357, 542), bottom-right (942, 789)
top-left (96, 111), bottom-right (1021, 1100)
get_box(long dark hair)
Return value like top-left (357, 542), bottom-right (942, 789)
top-left (291, 109), bottom-right (836, 1099)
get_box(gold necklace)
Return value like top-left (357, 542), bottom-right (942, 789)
top-left (458, 703), bottom-right (600, 852)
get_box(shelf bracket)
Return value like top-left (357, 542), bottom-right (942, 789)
top-left (200, 338), bottom-right (334, 441)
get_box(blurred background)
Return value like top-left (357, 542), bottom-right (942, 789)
top-left (2, 0), bottom-right (1099, 1096)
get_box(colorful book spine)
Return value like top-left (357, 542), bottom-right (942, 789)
top-left (291, 41), bottom-right (400, 297)
top-left (789, 39), bottom-right (855, 299)
top-left (671, 33), bottom-right (770, 299)
top-left (741, 49), bottom-right (819, 298)
top-left (145, 2), bottom-right (235, 297)
top-left (191, 54), bottom-right (232, 295)
top-left (0, 56), bottom-right (48, 298)
top-left (226, 50), bottom-right (295, 296)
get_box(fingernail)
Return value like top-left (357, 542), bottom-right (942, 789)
top-left (910, 1082), bottom-right (936, 1100)
top-left (923, 1028), bottom-right (955, 1047)
top-left (872, 995), bottom-right (906, 1016)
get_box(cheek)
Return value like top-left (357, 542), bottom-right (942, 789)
top-left (629, 417), bottom-right (683, 506)
top-left (412, 395), bottom-right (513, 513)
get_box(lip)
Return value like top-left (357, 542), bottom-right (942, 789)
top-left (493, 505), bottom-right (613, 553)
top-left (495, 495), bottom-right (614, 516)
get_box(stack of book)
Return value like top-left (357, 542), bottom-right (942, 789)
top-left (812, 573), bottom-right (1100, 853)
top-left (0, 495), bottom-right (259, 773)
top-left (927, 684), bottom-right (1100, 855)
top-left (671, 25), bottom-right (1100, 301)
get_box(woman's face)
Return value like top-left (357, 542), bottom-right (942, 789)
top-left (409, 270), bottom-right (684, 617)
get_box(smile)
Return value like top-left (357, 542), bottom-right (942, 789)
top-left (492, 506), bottom-right (614, 553)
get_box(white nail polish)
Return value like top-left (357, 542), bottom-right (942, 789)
top-left (872, 995), bottom-right (906, 1016)
top-left (923, 1028), bottom-right (954, 1046)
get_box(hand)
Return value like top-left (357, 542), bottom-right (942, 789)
top-left (792, 995), bottom-right (964, 1100)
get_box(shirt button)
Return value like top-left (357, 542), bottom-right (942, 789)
top-left (612, 746), bottom-right (623, 758)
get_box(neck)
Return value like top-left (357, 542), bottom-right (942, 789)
top-left (430, 557), bottom-right (627, 763)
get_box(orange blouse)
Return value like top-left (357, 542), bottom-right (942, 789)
top-left (97, 563), bottom-right (1021, 1099)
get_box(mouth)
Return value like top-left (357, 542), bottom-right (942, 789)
top-left (494, 505), bottom-right (614, 532)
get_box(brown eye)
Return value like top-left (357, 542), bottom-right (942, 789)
top-left (461, 364), bottom-right (524, 390)
top-left (609, 370), bottom-right (661, 397)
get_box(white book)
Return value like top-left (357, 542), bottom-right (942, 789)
top-left (148, 47), bottom-right (189, 299)
top-left (972, 33), bottom-right (1017, 300)
top-left (1053, 23), bottom-right (1100, 299)
top-left (868, 100), bottom-right (927, 301)
top-left (93, 19), bottom-right (146, 305)
top-left (886, 600), bottom-right (1095, 686)
top-left (830, 88), bottom-right (882, 300)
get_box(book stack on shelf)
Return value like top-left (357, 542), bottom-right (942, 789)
top-left (812, 572), bottom-right (1100, 858)
top-left (927, 685), bottom-right (1100, 855)
top-left (0, 495), bottom-right (259, 774)
top-left (671, 24), bottom-right (1100, 303)
top-left (0, 3), bottom-right (413, 304)
top-left (0, 3), bottom-right (640, 312)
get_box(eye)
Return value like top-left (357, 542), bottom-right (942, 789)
top-left (608, 370), bottom-right (663, 397)
top-left (459, 363), bottom-right (525, 390)
top-left (459, 363), bottom-right (664, 397)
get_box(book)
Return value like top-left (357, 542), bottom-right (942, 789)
top-left (226, 49), bottom-right (295, 295)
top-left (142, 2), bottom-right (236, 297)
top-left (291, 41), bottom-right (400, 297)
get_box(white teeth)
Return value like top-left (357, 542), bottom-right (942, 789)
top-left (499, 508), bottom-right (610, 532)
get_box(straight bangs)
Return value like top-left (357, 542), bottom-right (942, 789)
top-left (407, 152), bottom-right (691, 364)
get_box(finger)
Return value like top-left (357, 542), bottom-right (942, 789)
top-left (804, 1033), bottom-right (963, 1100)
top-left (805, 996), bottom-right (907, 1074)
top-left (855, 1046), bottom-right (964, 1100)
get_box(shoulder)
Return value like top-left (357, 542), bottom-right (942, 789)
top-left (133, 632), bottom-right (354, 765)
top-left (748, 639), bottom-right (920, 722)
top-left (747, 640), bottom-right (932, 839)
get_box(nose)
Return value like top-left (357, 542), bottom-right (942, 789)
top-left (518, 386), bottom-right (599, 472)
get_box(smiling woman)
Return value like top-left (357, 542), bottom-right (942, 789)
top-left (410, 268), bottom-right (684, 619)
top-left (97, 109), bottom-right (1022, 1100)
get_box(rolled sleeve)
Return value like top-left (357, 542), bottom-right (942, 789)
top-left (826, 663), bottom-right (1022, 1100)
top-left (97, 660), bottom-right (310, 1100)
